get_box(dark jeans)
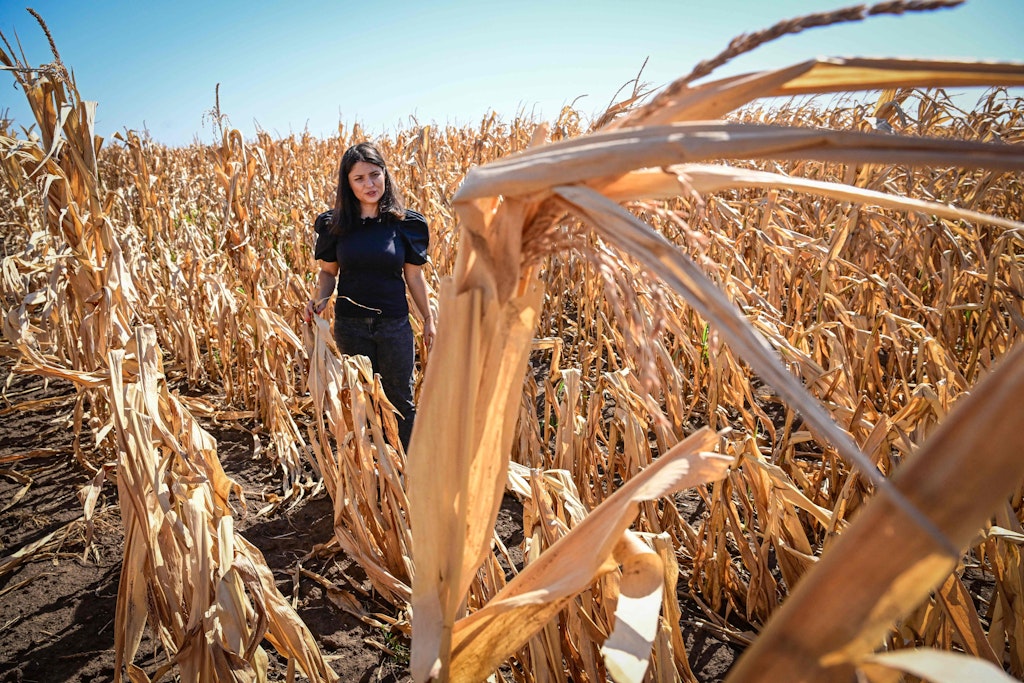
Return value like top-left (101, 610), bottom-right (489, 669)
top-left (333, 315), bottom-right (416, 451)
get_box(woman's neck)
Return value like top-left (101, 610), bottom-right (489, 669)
top-left (360, 202), bottom-right (379, 219)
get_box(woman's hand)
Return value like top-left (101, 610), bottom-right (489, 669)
top-left (305, 264), bottom-right (338, 323)
top-left (403, 263), bottom-right (436, 350)
top-left (423, 316), bottom-right (436, 350)
top-left (304, 297), bottom-right (328, 323)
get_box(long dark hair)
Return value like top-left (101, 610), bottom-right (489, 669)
top-left (331, 142), bottom-right (405, 234)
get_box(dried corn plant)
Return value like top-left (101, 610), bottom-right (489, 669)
top-left (304, 316), bottom-right (414, 604)
top-left (0, 17), bottom-right (339, 681)
top-left (0, 20), bottom-right (135, 469)
top-left (407, 3), bottom-right (1024, 681)
top-left (108, 326), bottom-right (334, 682)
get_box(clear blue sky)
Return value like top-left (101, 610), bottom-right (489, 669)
top-left (1, 0), bottom-right (1021, 146)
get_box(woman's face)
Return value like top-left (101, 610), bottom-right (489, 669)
top-left (348, 160), bottom-right (386, 213)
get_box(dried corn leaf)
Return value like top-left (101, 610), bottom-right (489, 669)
top-left (935, 572), bottom-right (1000, 665)
top-left (600, 164), bottom-right (1024, 233)
top-left (617, 58), bottom-right (1024, 126)
top-left (600, 532), bottom-right (665, 682)
top-left (446, 428), bottom-right (731, 682)
top-left (859, 648), bottom-right (1018, 683)
top-left (725, 342), bottom-right (1024, 682)
top-left (456, 123), bottom-right (1024, 201)
top-left (986, 526), bottom-right (1024, 545)
top-left (0, 525), bottom-right (65, 578)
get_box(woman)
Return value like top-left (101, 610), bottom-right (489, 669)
top-left (305, 142), bottom-right (435, 451)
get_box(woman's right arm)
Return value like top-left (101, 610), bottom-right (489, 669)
top-left (305, 260), bottom-right (339, 321)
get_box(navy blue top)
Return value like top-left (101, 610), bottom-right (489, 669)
top-left (313, 209), bottom-right (430, 318)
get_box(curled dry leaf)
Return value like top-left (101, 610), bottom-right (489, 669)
top-left (446, 429), bottom-right (731, 682)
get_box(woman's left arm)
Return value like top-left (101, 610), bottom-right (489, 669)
top-left (404, 263), bottom-right (436, 349)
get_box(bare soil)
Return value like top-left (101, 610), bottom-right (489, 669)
top-left (0, 358), bottom-right (738, 682)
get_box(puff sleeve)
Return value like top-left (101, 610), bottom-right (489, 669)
top-left (398, 210), bottom-right (430, 266)
top-left (312, 210), bottom-right (337, 262)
